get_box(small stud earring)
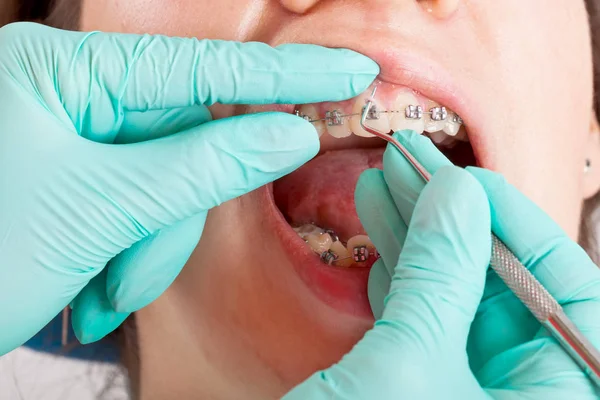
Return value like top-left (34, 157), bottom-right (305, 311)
top-left (585, 158), bottom-right (592, 174)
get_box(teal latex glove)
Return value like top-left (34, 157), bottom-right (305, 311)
top-left (0, 22), bottom-right (379, 354)
top-left (285, 131), bottom-right (600, 398)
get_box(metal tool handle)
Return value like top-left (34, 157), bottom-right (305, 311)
top-left (490, 235), bottom-right (560, 321)
top-left (490, 235), bottom-right (600, 385)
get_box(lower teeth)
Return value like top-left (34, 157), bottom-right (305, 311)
top-left (294, 224), bottom-right (379, 267)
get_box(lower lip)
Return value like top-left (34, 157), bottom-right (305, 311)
top-left (260, 183), bottom-right (374, 319)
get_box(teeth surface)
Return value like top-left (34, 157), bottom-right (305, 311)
top-left (294, 224), bottom-right (324, 240)
top-left (389, 89), bottom-right (425, 134)
top-left (325, 110), bottom-right (352, 138)
top-left (298, 105), bottom-right (326, 137)
top-left (429, 130), bottom-right (450, 145)
top-left (346, 235), bottom-right (376, 264)
top-left (424, 100), bottom-right (447, 133)
top-left (443, 111), bottom-right (462, 136)
top-left (350, 92), bottom-right (390, 138)
top-left (454, 126), bottom-right (469, 142)
top-left (306, 233), bottom-right (333, 255)
top-left (330, 241), bottom-right (353, 267)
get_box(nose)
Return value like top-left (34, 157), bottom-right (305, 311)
top-left (280, 0), bottom-right (460, 19)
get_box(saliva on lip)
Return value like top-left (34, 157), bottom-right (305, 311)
top-left (293, 224), bottom-right (379, 268)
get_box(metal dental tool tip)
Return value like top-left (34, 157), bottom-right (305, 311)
top-left (360, 87), bottom-right (600, 388)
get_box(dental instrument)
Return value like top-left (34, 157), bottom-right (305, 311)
top-left (356, 86), bottom-right (600, 387)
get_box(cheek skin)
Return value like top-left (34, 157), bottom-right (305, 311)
top-left (81, 0), bottom-right (273, 40)
top-left (471, 1), bottom-right (592, 239)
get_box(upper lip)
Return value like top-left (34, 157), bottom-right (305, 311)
top-left (280, 36), bottom-right (485, 163)
top-left (351, 45), bottom-right (484, 163)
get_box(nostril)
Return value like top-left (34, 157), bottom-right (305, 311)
top-left (417, 0), bottom-right (461, 19)
top-left (280, 0), bottom-right (321, 14)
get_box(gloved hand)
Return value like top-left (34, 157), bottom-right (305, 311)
top-left (0, 22), bottom-right (379, 355)
top-left (284, 131), bottom-right (600, 399)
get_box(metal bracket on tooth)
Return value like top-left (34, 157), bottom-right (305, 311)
top-left (294, 110), bottom-right (312, 122)
top-left (320, 250), bottom-right (339, 265)
top-left (363, 103), bottom-right (380, 120)
top-left (326, 110), bottom-right (344, 126)
top-left (452, 113), bottom-right (463, 124)
top-left (430, 106), bottom-right (448, 121)
top-left (352, 246), bottom-right (370, 262)
top-left (405, 105), bottom-right (423, 120)
top-left (324, 229), bottom-right (340, 243)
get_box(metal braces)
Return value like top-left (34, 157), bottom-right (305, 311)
top-left (352, 245), bottom-right (370, 262)
top-left (318, 246), bottom-right (380, 265)
top-left (324, 228), bottom-right (340, 243)
top-left (320, 249), bottom-right (339, 265)
top-left (295, 105), bottom-right (462, 126)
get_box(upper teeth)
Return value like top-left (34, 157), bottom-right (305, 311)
top-left (364, 103), bottom-right (381, 120)
top-left (295, 90), bottom-right (467, 144)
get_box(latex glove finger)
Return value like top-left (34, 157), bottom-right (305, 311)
top-left (366, 259), bottom-right (391, 321)
top-left (355, 169), bottom-right (407, 319)
top-left (115, 106), bottom-right (213, 144)
top-left (355, 130), bottom-right (451, 318)
top-left (71, 269), bottom-right (129, 345)
top-left (107, 212), bottom-right (207, 312)
top-left (383, 130), bottom-right (452, 225)
top-left (382, 166), bottom-right (491, 350)
top-left (71, 106), bottom-right (211, 341)
top-left (356, 169), bottom-right (407, 278)
top-left (87, 112), bottom-right (318, 235)
top-left (1, 23), bottom-right (378, 136)
top-left (285, 167), bottom-right (491, 399)
top-left (466, 167), bottom-right (600, 373)
top-left (72, 213), bottom-right (206, 343)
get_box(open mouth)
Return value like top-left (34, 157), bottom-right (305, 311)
top-left (260, 80), bottom-right (477, 317)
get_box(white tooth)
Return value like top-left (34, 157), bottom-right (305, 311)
top-left (325, 110), bottom-right (352, 138)
top-left (346, 235), bottom-right (376, 265)
top-left (454, 126), bottom-right (469, 142)
top-left (350, 92), bottom-right (390, 138)
top-left (424, 100), bottom-right (447, 133)
top-left (389, 89), bottom-right (425, 134)
top-left (440, 135), bottom-right (459, 148)
top-left (330, 241), bottom-right (353, 267)
top-left (306, 233), bottom-right (333, 255)
top-left (299, 104), bottom-right (326, 137)
top-left (443, 111), bottom-right (462, 136)
top-left (294, 224), bottom-right (324, 240)
top-left (429, 130), bottom-right (449, 145)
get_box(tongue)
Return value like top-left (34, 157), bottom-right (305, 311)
top-left (273, 148), bottom-right (384, 240)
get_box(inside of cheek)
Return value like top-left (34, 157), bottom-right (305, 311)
top-left (432, 138), bottom-right (478, 168)
top-left (271, 134), bottom-right (476, 268)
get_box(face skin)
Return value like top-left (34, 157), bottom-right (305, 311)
top-left (80, 1), bottom-right (600, 399)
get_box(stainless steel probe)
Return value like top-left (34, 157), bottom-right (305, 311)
top-left (359, 87), bottom-right (600, 387)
